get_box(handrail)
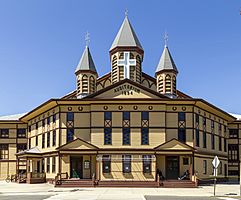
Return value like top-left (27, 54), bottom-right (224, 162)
top-left (54, 172), bottom-right (68, 186)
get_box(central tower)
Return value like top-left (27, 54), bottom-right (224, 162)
top-left (109, 15), bottom-right (144, 84)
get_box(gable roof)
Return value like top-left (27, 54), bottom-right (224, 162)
top-left (110, 16), bottom-right (143, 52)
top-left (156, 46), bottom-right (178, 73)
top-left (56, 138), bottom-right (99, 150)
top-left (16, 146), bottom-right (42, 156)
top-left (83, 78), bottom-right (169, 99)
top-left (75, 46), bottom-right (97, 74)
top-left (154, 138), bottom-right (195, 151)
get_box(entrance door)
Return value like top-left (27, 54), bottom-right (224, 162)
top-left (166, 156), bottom-right (179, 179)
top-left (70, 156), bottom-right (83, 179)
top-left (37, 161), bottom-right (40, 173)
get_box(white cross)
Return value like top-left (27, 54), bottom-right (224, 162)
top-left (117, 52), bottom-right (136, 79)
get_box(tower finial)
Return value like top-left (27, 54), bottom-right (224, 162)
top-left (85, 31), bottom-right (90, 47)
top-left (164, 31), bottom-right (168, 47)
top-left (125, 8), bottom-right (128, 17)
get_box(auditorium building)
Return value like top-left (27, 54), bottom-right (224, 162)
top-left (0, 15), bottom-right (240, 187)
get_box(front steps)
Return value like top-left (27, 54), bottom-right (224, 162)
top-left (55, 179), bottom-right (196, 188)
top-left (161, 180), bottom-right (197, 188)
top-left (56, 179), bottom-right (95, 187)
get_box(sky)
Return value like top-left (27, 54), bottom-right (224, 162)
top-left (0, 0), bottom-right (241, 116)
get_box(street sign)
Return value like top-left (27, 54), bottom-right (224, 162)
top-left (212, 156), bottom-right (220, 169)
top-left (212, 156), bottom-right (220, 197)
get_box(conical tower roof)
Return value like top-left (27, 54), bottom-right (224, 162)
top-left (75, 46), bottom-right (97, 74)
top-left (110, 16), bottom-right (143, 51)
top-left (155, 45), bottom-right (178, 74)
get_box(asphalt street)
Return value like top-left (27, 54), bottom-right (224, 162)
top-left (145, 196), bottom-right (233, 200)
top-left (0, 195), bottom-right (53, 200)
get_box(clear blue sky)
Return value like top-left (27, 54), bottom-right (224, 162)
top-left (0, 0), bottom-right (241, 116)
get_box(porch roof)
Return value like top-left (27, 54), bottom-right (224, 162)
top-left (154, 139), bottom-right (195, 154)
top-left (16, 146), bottom-right (43, 158)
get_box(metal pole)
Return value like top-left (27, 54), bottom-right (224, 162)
top-left (214, 177), bottom-right (217, 196)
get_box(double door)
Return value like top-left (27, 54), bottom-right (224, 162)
top-left (70, 156), bottom-right (83, 179)
top-left (166, 156), bottom-right (179, 179)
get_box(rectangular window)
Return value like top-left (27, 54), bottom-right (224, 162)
top-left (0, 144), bottom-right (9, 159)
top-left (104, 112), bottom-right (112, 120)
top-left (211, 120), bottom-right (214, 129)
top-left (203, 117), bottom-right (206, 127)
top-left (102, 155), bottom-right (111, 173)
top-left (183, 157), bottom-right (189, 165)
top-left (29, 138), bottom-right (31, 149)
top-left (224, 138), bottom-right (227, 152)
top-left (47, 157), bottom-right (50, 173)
top-left (36, 135), bottom-right (38, 146)
top-left (141, 111), bottom-right (149, 121)
top-left (53, 130), bottom-right (56, 146)
top-left (178, 129), bottom-right (186, 143)
top-left (203, 131), bottom-right (207, 148)
top-left (36, 122), bottom-right (38, 130)
top-left (42, 159), bottom-right (45, 172)
top-left (28, 126), bottom-right (31, 133)
top-left (17, 129), bottom-right (26, 138)
top-left (67, 112), bottom-right (74, 121)
top-left (17, 144), bottom-right (27, 153)
top-left (229, 129), bottom-right (238, 138)
top-left (178, 112), bottom-right (185, 122)
top-left (203, 160), bottom-right (207, 174)
top-left (53, 114), bottom-right (56, 123)
top-left (42, 119), bottom-right (45, 127)
top-left (47, 132), bottom-right (50, 147)
top-left (219, 137), bottom-right (222, 151)
top-left (42, 134), bottom-right (45, 148)
top-left (122, 155), bottom-right (131, 173)
top-left (47, 117), bottom-right (50, 125)
top-left (52, 157), bottom-right (56, 173)
top-left (104, 128), bottom-right (112, 145)
top-left (67, 128), bottom-right (74, 142)
top-left (218, 123), bottom-right (222, 133)
top-left (0, 129), bottom-right (9, 138)
top-left (219, 162), bottom-right (222, 174)
top-left (123, 111), bottom-right (130, 120)
top-left (195, 129), bottom-right (199, 147)
top-left (123, 128), bottom-right (130, 145)
top-left (143, 155), bottom-right (151, 173)
top-left (195, 113), bottom-right (199, 124)
top-left (141, 128), bottom-right (149, 145)
top-left (228, 144), bottom-right (239, 161)
top-left (211, 134), bottom-right (215, 150)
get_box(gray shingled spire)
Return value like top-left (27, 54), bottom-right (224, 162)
top-left (155, 45), bottom-right (178, 73)
top-left (75, 46), bottom-right (97, 74)
top-left (110, 16), bottom-right (143, 51)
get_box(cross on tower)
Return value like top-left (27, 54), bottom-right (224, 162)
top-left (85, 31), bottom-right (90, 47)
top-left (164, 31), bottom-right (168, 47)
top-left (117, 52), bottom-right (136, 79)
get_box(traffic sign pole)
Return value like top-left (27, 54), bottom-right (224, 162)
top-left (212, 156), bottom-right (220, 197)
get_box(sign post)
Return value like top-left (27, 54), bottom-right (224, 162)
top-left (212, 156), bottom-right (220, 196)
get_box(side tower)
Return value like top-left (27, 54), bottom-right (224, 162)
top-left (155, 44), bottom-right (178, 98)
top-left (75, 44), bottom-right (98, 98)
top-left (109, 14), bottom-right (144, 84)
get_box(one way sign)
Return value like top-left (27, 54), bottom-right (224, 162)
top-left (212, 156), bottom-right (220, 177)
top-left (212, 156), bottom-right (220, 169)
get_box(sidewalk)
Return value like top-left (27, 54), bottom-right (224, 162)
top-left (0, 181), bottom-right (240, 199)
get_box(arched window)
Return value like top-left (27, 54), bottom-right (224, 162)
top-left (82, 74), bottom-right (88, 93)
top-left (89, 76), bottom-right (96, 93)
top-left (165, 74), bottom-right (171, 93)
